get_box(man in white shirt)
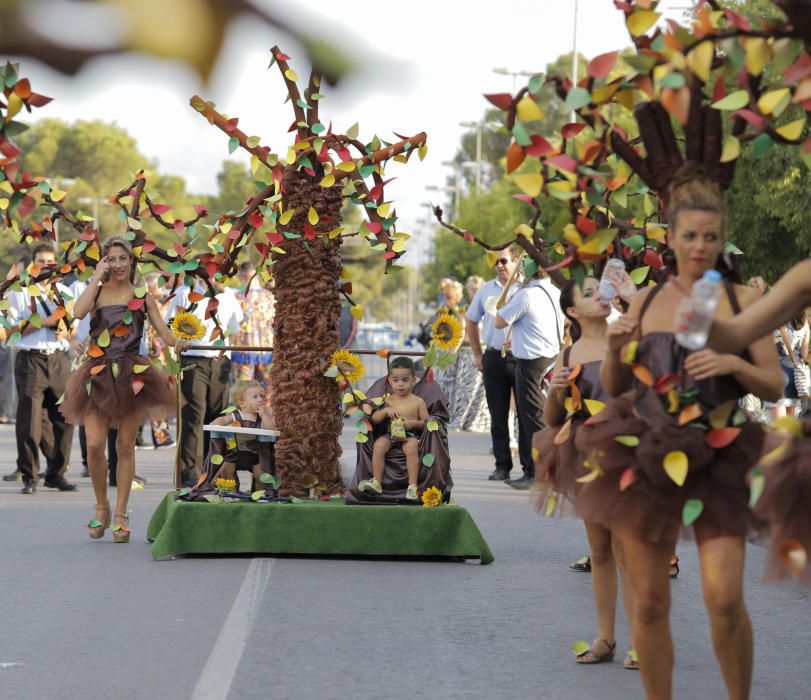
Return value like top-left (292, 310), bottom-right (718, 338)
top-left (165, 281), bottom-right (243, 485)
top-left (4, 243), bottom-right (76, 494)
top-left (496, 265), bottom-right (563, 489)
top-left (466, 246), bottom-right (522, 481)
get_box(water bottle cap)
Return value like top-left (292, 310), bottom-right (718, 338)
top-left (703, 270), bottom-right (722, 282)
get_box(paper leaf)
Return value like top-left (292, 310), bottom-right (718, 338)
top-left (553, 418), bottom-right (572, 446)
top-left (748, 467), bottom-right (765, 507)
top-left (712, 90), bottom-right (749, 111)
top-left (779, 539), bottom-right (807, 578)
top-left (131, 377), bottom-right (145, 395)
top-left (678, 403), bottom-right (703, 426)
top-left (583, 399), bottom-right (605, 416)
top-left (516, 96), bottom-right (544, 121)
top-left (350, 305), bottom-right (364, 321)
top-left (97, 328), bottom-right (111, 348)
top-left (705, 427), bottom-right (741, 449)
top-left (776, 118), bottom-right (805, 141)
top-left (259, 472), bottom-right (281, 489)
top-left (513, 173), bottom-right (543, 198)
top-left (631, 363), bottom-right (654, 386)
top-left (211, 454), bottom-right (224, 465)
top-left (720, 135), bottom-right (741, 163)
top-left (619, 466), bottom-right (637, 492)
top-left (564, 87), bottom-right (591, 112)
top-left (251, 490), bottom-right (266, 501)
top-left (426, 420), bottom-right (439, 432)
top-left (627, 9), bottom-right (660, 36)
top-left (614, 435), bottom-right (639, 447)
top-left (663, 450), bottom-right (688, 486)
top-left (682, 498), bottom-right (704, 526)
top-left (422, 453), bottom-right (435, 467)
top-left (588, 51), bottom-right (619, 78)
top-left (572, 640), bottom-right (591, 657)
top-left (307, 207), bottom-right (319, 225)
top-left (355, 433), bottom-right (368, 444)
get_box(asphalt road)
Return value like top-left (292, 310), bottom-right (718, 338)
top-left (0, 422), bottom-right (808, 700)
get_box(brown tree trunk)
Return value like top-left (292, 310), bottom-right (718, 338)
top-left (270, 170), bottom-right (345, 497)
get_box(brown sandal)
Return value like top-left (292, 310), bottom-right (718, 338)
top-left (112, 513), bottom-right (131, 544)
top-left (576, 638), bottom-right (616, 664)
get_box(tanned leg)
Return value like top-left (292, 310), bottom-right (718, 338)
top-left (584, 520), bottom-right (617, 645)
top-left (402, 438), bottom-right (419, 485)
top-left (695, 530), bottom-right (752, 700)
top-left (619, 531), bottom-right (676, 699)
top-left (371, 437), bottom-right (391, 484)
top-left (84, 408), bottom-right (112, 520)
top-left (612, 534), bottom-right (636, 650)
top-left (113, 411), bottom-right (141, 524)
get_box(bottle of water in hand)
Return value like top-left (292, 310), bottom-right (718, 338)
top-left (598, 258), bottom-right (626, 302)
top-left (674, 269), bottom-right (723, 350)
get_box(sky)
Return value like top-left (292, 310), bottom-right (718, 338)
top-left (13, 0), bottom-right (691, 266)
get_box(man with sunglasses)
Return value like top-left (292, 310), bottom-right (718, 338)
top-left (2, 243), bottom-right (76, 494)
top-left (466, 246), bottom-right (525, 481)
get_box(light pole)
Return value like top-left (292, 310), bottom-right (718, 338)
top-left (459, 121), bottom-right (483, 193)
top-left (571, 0), bottom-right (579, 123)
top-left (492, 67), bottom-right (539, 94)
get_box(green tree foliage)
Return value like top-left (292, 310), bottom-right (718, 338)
top-left (207, 160), bottom-right (256, 215)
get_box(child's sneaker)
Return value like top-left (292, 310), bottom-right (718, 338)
top-left (405, 484), bottom-right (418, 501)
top-left (358, 478), bottom-right (382, 494)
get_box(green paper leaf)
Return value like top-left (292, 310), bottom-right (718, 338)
top-left (97, 328), bottom-right (111, 348)
top-left (564, 87), bottom-right (591, 113)
top-left (311, 123), bottom-right (325, 135)
top-left (711, 90), bottom-right (749, 111)
top-left (621, 234), bottom-right (645, 251)
top-left (355, 432), bottom-right (369, 443)
top-left (222, 406), bottom-right (237, 414)
top-left (323, 366), bottom-right (338, 378)
top-left (289, 496), bottom-right (304, 504)
top-left (629, 266), bottom-right (650, 285)
top-left (6, 331), bottom-right (21, 347)
top-left (528, 74), bottom-right (544, 94)
top-left (426, 420), bottom-right (439, 432)
top-left (751, 133), bottom-right (773, 160)
top-left (682, 498), bottom-right (704, 526)
top-left (422, 453), bottom-right (435, 467)
top-left (203, 494), bottom-right (222, 503)
top-left (111, 362), bottom-right (119, 379)
top-left (614, 435), bottom-right (640, 447)
top-left (512, 122), bottom-right (531, 146)
top-left (571, 640), bottom-right (591, 657)
top-left (259, 472), bottom-right (281, 489)
top-left (29, 313), bottom-right (42, 329)
top-left (85, 380), bottom-right (92, 396)
top-left (251, 490), bottom-right (266, 501)
top-left (177, 487), bottom-right (191, 497)
top-left (228, 136), bottom-right (239, 154)
top-left (659, 72), bottom-right (686, 89)
top-left (749, 467), bottom-right (765, 507)
top-left (211, 454), bottom-right (224, 465)
top-left (346, 122), bottom-right (359, 140)
top-left (88, 519), bottom-right (102, 528)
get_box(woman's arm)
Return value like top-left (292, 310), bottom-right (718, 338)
top-left (146, 294), bottom-right (187, 350)
top-left (543, 353), bottom-right (569, 427)
top-left (708, 259), bottom-right (811, 352)
top-left (685, 287), bottom-right (783, 402)
top-left (73, 262), bottom-right (107, 319)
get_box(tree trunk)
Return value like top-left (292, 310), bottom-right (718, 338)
top-left (270, 170), bottom-right (345, 497)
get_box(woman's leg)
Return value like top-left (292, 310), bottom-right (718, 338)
top-left (113, 411), bottom-right (141, 520)
top-left (612, 534), bottom-right (637, 652)
top-left (695, 531), bottom-right (752, 700)
top-left (619, 531), bottom-right (676, 699)
top-left (584, 520), bottom-right (617, 645)
top-left (84, 408), bottom-right (112, 513)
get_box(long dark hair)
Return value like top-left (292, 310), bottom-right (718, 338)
top-left (559, 279), bottom-right (582, 343)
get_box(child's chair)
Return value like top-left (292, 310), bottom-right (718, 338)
top-left (346, 372), bottom-right (453, 504)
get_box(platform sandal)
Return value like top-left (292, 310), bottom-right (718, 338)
top-left (87, 504), bottom-right (111, 539)
top-left (575, 638), bottom-right (616, 664)
top-left (669, 555), bottom-right (680, 579)
top-left (623, 649), bottom-right (640, 670)
top-left (112, 513), bottom-right (131, 544)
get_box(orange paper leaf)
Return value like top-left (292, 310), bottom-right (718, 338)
top-left (705, 427), bottom-right (742, 449)
top-left (553, 418), bottom-right (573, 446)
top-left (678, 403), bottom-right (703, 426)
top-left (87, 345), bottom-right (105, 358)
top-left (89, 365), bottom-right (105, 376)
top-left (632, 364), bottom-right (654, 387)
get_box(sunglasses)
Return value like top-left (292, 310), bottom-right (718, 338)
top-left (494, 258), bottom-right (510, 266)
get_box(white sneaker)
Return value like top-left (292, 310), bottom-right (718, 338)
top-left (358, 478), bottom-right (382, 494)
top-left (405, 484), bottom-right (418, 501)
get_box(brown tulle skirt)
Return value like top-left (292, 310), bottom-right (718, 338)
top-left (532, 417), bottom-right (589, 517)
top-left (574, 389), bottom-right (767, 545)
top-left (60, 354), bottom-right (177, 425)
top-left (755, 420), bottom-right (811, 585)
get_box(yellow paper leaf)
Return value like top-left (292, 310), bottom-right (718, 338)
top-left (50, 189), bottom-right (67, 202)
top-left (744, 37), bottom-right (770, 77)
top-left (0, 198), bottom-right (8, 211)
top-left (516, 96), bottom-right (545, 121)
top-left (279, 209), bottom-right (295, 225)
top-left (622, 340), bottom-right (639, 365)
top-left (553, 241), bottom-right (565, 255)
top-left (513, 173), bottom-right (543, 198)
top-left (576, 467), bottom-right (604, 483)
top-left (547, 180), bottom-right (577, 200)
top-left (308, 207), bottom-right (319, 225)
top-left (667, 389), bottom-right (680, 414)
top-left (627, 9), bottom-right (660, 37)
top-left (7, 93), bottom-right (22, 120)
top-left (320, 174), bottom-right (335, 187)
top-left (392, 240), bottom-right (407, 253)
top-left (133, 364), bottom-right (150, 374)
top-left (577, 228), bottom-right (616, 255)
top-left (418, 144), bottom-right (428, 161)
top-left (757, 88), bottom-right (791, 116)
top-left (377, 203), bottom-right (391, 218)
top-left (686, 41), bottom-right (713, 83)
top-left (514, 223), bottom-right (534, 238)
top-left (776, 119), bottom-right (805, 141)
top-left (583, 399), bottom-right (605, 415)
top-left (328, 227), bottom-right (345, 239)
top-left (614, 435), bottom-right (639, 447)
top-left (772, 415), bottom-right (803, 438)
top-left (563, 224), bottom-right (583, 247)
top-left (284, 68), bottom-right (298, 82)
top-left (350, 305), bottom-right (364, 321)
top-left (720, 135), bottom-right (740, 163)
top-left (86, 243), bottom-right (100, 261)
top-left (663, 450), bottom-right (688, 486)
top-left (220, 222), bottom-right (232, 234)
top-left (337, 161), bottom-right (356, 172)
top-left (544, 492), bottom-right (558, 517)
top-left (127, 217), bottom-right (142, 230)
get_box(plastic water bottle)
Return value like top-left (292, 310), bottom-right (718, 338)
top-left (674, 270), bottom-right (723, 350)
top-left (598, 258), bottom-right (626, 301)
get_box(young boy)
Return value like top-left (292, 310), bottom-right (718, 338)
top-left (210, 380), bottom-right (276, 490)
top-left (358, 357), bottom-right (429, 501)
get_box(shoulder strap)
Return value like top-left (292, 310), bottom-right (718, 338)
top-left (638, 283), bottom-right (665, 323)
top-left (563, 345), bottom-right (572, 367)
top-left (534, 282), bottom-right (562, 345)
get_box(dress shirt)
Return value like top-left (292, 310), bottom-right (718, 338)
top-left (497, 278), bottom-right (564, 360)
top-left (465, 277), bottom-right (519, 351)
top-left (7, 283), bottom-right (72, 352)
top-left (164, 285), bottom-right (244, 358)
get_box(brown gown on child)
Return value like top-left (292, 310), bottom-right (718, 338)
top-left (574, 281), bottom-right (766, 544)
top-left (60, 302), bottom-right (176, 425)
top-left (533, 346), bottom-right (611, 517)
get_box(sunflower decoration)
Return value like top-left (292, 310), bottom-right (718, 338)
top-left (330, 349), bottom-right (365, 385)
top-left (421, 485), bottom-right (443, 508)
top-left (214, 478), bottom-right (237, 494)
top-left (170, 311), bottom-right (206, 341)
top-left (431, 312), bottom-right (463, 352)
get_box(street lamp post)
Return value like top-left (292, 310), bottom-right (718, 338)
top-left (492, 67), bottom-right (539, 94)
top-left (459, 120), bottom-right (482, 193)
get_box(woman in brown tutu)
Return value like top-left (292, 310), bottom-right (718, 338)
top-left (62, 237), bottom-right (189, 543)
top-left (577, 167), bottom-right (782, 699)
top-left (535, 275), bottom-right (637, 669)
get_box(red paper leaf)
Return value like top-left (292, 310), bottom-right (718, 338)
top-left (506, 143), bottom-right (526, 173)
top-left (705, 427), bottom-right (741, 449)
top-left (587, 51), bottom-right (619, 78)
top-left (576, 215), bottom-right (597, 235)
top-left (14, 78), bottom-right (32, 99)
top-left (525, 134), bottom-right (553, 157)
top-left (141, 240), bottom-right (156, 253)
top-left (152, 204), bottom-right (171, 216)
top-left (734, 109), bottom-right (763, 127)
top-left (462, 231), bottom-right (475, 242)
top-left (642, 250), bottom-right (663, 268)
top-left (188, 291), bottom-right (205, 303)
top-left (193, 204), bottom-right (208, 215)
top-left (173, 242), bottom-right (187, 256)
top-left (26, 93), bottom-right (52, 108)
top-left (654, 373), bottom-right (681, 394)
top-left (205, 297), bottom-right (219, 319)
top-left (304, 223), bottom-right (317, 240)
top-left (545, 255), bottom-right (575, 271)
top-left (384, 251), bottom-right (397, 259)
top-left (548, 154), bottom-right (577, 173)
top-left (712, 74), bottom-right (726, 103)
top-left (561, 123), bottom-right (586, 139)
top-left (275, 51), bottom-right (290, 60)
top-left (784, 53), bottom-right (811, 84)
top-left (249, 212), bottom-right (264, 229)
top-left (267, 232), bottom-right (284, 245)
top-left (424, 367), bottom-right (434, 383)
top-left (335, 147), bottom-right (352, 162)
top-left (173, 219), bottom-right (184, 235)
top-left (132, 377), bottom-right (145, 396)
top-left (17, 194), bottom-right (36, 218)
top-left (619, 466), bottom-right (637, 492)
top-left (128, 298), bottom-right (145, 311)
top-left (0, 140), bottom-right (21, 159)
top-left (484, 92), bottom-right (514, 110)
top-left (512, 194), bottom-right (535, 204)
top-left (365, 221), bottom-right (382, 234)
top-left (224, 117), bottom-right (239, 132)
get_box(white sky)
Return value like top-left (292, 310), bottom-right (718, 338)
top-left (14, 0), bottom-right (690, 264)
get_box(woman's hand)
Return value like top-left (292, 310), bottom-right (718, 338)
top-left (684, 349), bottom-right (741, 380)
top-left (615, 270), bottom-right (638, 304)
top-left (173, 338), bottom-right (191, 353)
top-left (92, 257), bottom-right (109, 283)
top-left (547, 365), bottom-right (570, 394)
top-left (606, 315), bottom-right (638, 354)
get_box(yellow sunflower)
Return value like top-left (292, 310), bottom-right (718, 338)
top-left (330, 349), bottom-right (365, 384)
top-left (214, 478), bottom-right (237, 493)
top-left (170, 311), bottom-right (206, 341)
top-left (421, 486), bottom-right (443, 508)
top-left (431, 312), bottom-right (463, 352)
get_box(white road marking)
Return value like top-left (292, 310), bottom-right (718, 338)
top-left (191, 558), bottom-right (274, 700)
